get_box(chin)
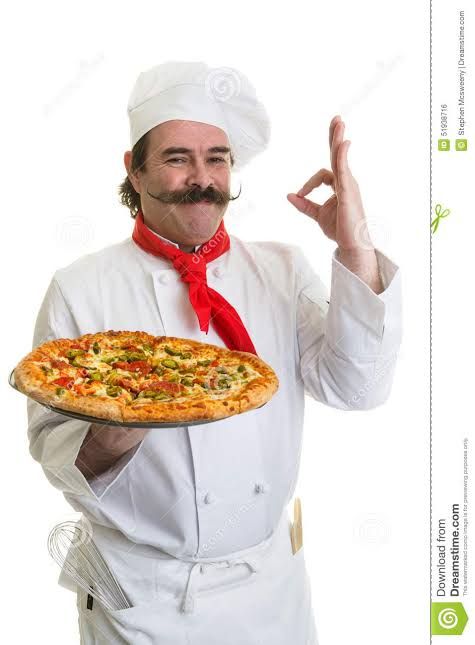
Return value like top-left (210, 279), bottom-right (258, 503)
top-left (181, 215), bottom-right (223, 235)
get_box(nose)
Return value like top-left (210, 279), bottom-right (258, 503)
top-left (185, 158), bottom-right (213, 191)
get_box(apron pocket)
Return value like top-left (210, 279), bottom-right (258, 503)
top-left (77, 588), bottom-right (191, 645)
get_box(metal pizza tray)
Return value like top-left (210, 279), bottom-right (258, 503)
top-left (8, 368), bottom-right (265, 429)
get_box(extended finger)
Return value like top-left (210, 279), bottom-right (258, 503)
top-left (331, 120), bottom-right (345, 180)
top-left (329, 115), bottom-right (342, 150)
top-left (296, 168), bottom-right (335, 198)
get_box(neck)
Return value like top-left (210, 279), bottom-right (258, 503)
top-left (179, 244), bottom-right (197, 253)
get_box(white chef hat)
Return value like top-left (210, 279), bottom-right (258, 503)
top-left (127, 61), bottom-right (271, 171)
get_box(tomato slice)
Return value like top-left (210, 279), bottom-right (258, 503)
top-left (52, 377), bottom-right (74, 389)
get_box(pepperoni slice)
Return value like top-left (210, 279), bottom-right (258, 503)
top-left (111, 360), bottom-right (152, 375)
top-left (52, 377), bottom-right (74, 389)
top-left (140, 380), bottom-right (184, 395)
top-left (114, 377), bottom-right (140, 393)
top-left (50, 359), bottom-right (70, 369)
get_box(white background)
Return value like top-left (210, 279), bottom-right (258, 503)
top-left (2, 0), bottom-right (429, 643)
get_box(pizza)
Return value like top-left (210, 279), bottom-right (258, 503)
top-left (13, 331), bottom-right (279, 424)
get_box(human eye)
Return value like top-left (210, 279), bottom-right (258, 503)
top-left (208, 157), bottom-right (226, 164)
top-left (167, 158), bottom-right (187, 164)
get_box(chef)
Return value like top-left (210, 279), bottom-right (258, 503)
top-left (27, 61), bottom-right (402, 644)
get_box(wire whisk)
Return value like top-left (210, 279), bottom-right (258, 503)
top-left (47, 520), bottom-right (131, 612)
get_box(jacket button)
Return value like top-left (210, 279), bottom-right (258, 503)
top-left (254, 482), bottom-right (269, 494)
top-left (158, 273), bottom-right (170, 285)
top-left (213, 266), bottom-right (224, 278)
top-left (203, 492), bottom-right (216, 505)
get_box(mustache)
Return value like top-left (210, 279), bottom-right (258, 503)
top-left (146, 184), bottom-right (242, 205)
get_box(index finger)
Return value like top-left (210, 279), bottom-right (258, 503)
top-left (328, 115), bottom-right (342, 150)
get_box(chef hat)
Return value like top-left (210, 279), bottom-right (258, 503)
top-left (127, 61), bottom-right (271, 171)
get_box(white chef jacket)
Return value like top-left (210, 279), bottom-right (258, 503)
top-left (26, 231), bottom-right (402, 560)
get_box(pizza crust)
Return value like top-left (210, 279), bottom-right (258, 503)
top-left (14, 331), bottom-right (279, 425)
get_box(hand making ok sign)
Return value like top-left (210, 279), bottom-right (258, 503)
top-left (287, 115), bottom-right (372, 252)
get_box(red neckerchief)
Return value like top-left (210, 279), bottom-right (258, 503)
top-left (132, 209), bottom-right (257, 355)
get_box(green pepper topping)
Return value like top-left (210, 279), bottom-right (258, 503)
top-left (89, 371), bottom-right (103, 381)
top-left (164, 346), bottom-right (182, 356)
top-left (106, 385), bottom-right (121, 397)
top-left (180, 378), bottom-right (194, 387)
top-left (216, 366), bottom-right (228, 374)
top-left (71, 358), bottom-right (88, 368)
top-left (217, 378), bottom-right (231, 389)
top-left (101, 355), bottom-right (119, 364)
top-left (41, 365), bottom-right (53, 374)
top-left (237, 364), bottom-right (246, 372)
top-left (180, 352), bottom-right (192, 359)
top-left (139, 390), bottom-right (170, 400)
top-left (124, 352), bottom-right (147, 362)
top-left (106, 370), bottom-right (121, 384)
top-left (154, 366), bottom-right (166, 376)
top-left (92, 341), bottom-right (100, 354)
top-left (55, 387), bottom-right (65, 396)
top-left (161, 358), bottom-right (178, 369)
top-left (142, 343), bottom-right (153, 353)
top-left (66, 349), bottom-right (86, 359)
top-left (198, 359), bottom-right (212, 366)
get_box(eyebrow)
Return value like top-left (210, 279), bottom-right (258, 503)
top-left (161, 146), bottom-right (231, 156)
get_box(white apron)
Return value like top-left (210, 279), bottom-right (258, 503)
top-left (74, 508), bottom-right (319, 645)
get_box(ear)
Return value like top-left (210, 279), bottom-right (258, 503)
top-left (124, 151), bottom-right (141, 193)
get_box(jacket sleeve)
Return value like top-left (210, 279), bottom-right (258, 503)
top-left (27, 275), bottom-right (144, 500)
top-left (295, 246), bottom-right (402, 410)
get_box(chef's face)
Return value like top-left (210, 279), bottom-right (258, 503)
top-left (125, 120), bottom-right (233, 252)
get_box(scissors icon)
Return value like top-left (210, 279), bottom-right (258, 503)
top-left (431, 204), bottom-right (451, 234)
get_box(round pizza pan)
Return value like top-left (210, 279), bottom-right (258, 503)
top-left (8, 368), bottom-right (265, 429)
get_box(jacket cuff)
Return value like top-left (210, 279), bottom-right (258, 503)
top-left (36, 419), bottom-right (102, 499)
top-left (325, 247), bottom-right (402, 359)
